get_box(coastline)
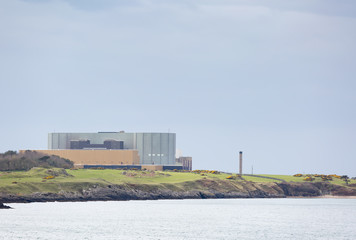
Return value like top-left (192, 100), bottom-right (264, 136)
top-left (2, 194), bottom-right (356, 207)
top-left (312, 195), bottom-right (356, 199)
top-left (286, 195), bottom-right (356, 199)
top-left (1, 169), bottom-right (355, 204)
top-left (1, 181), bottom-right (355, 204)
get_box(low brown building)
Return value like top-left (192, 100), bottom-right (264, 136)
top-left (141, 165), bottom-right (164, 171)
top-left (20, 149), bottom-right (140, 168)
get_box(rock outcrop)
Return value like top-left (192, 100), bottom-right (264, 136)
top-left (1, 179), bottom-right (355, 204)
top-left (0, 202), bottom-right (12, 209)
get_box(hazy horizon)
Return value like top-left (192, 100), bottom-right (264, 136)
top-left (1, 0), bottom-right (355, 176)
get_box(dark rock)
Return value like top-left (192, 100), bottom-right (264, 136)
top-left (0, 202), bottom-right (12, 209)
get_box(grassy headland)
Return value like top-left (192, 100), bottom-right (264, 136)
top-left (1, 168), bottom-right (355, 203)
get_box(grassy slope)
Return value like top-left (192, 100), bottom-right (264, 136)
top-left (257, 174), bottom-right (354, 186)
top-left (242, 175), bottom-right (281, 183)
top-left (0, 168), bottom-right (355, 195)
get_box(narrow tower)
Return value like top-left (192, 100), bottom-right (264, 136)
top-left (239, 151), bottom-right (243, 175)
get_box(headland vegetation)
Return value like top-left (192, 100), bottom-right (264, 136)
top-left (1, 167), bottom-right (355, 204)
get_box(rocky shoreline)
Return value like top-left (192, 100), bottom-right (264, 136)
top-left (0, 202), bottom-right (12, 209)
top-left (1, 180), bottom-right (355, 204)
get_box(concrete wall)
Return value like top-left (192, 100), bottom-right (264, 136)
top-left (135, 133), bottom-right (176, 165)
top-left (141, 165), bottom-right (163, 171)
top-left (176, 156), bottom-right (192, 170)
top-left (48, 132), bottom-right (135, 150)
top-left (29, 149), bottom-right (140, 167)
top-left (48, 132), bottom-right (176, 165)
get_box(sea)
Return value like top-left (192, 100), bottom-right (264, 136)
top-left (1, 198), bottom-right (355, 240)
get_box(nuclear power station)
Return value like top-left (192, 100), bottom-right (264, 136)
top-left (25, 131), bottom-right (192, 170)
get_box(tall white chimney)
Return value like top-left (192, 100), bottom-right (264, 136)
top-left (239, 151), bottom-right (243, 175)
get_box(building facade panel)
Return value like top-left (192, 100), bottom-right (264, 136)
top-left (160, 133), bottom-right (169, 164)
top-left (142, 133), bottom-right (152, 164)
top-left (169, 133), bottom-right (176, 165)
top-left (152, 133), bottom-right (161, 164)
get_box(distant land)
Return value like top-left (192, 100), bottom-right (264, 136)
top-left (1, 168), bottom-right (355, 204)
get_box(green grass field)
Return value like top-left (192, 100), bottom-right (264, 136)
top-left (0, 168), bottom-right (354, 195)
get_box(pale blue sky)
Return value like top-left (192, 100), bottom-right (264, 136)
top-left (1, 0), bottom-right (356, 176)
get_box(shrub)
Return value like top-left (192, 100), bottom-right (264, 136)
top-left (226, 175), bottom-right (235, 180)
top-left (321, 175), bottom-right (332, 181)
top-left (43, 175), bottom-right (55, 180)
top-left (303, 176), bottom-right (314, 181)
top-left (193, 170), bottom-right (220, 174)
top-left (340, 175), bottom-right (350, 185)
top-left (0, 150), bottom-right (74, 171)
top-left (293, 174), bottom-right (303, 177)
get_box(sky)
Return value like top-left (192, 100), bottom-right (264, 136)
top-left (1, 0), bottom-right (356, 176)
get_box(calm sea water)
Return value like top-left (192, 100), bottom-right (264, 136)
top-left (1, 198), bottom-right (355, 240)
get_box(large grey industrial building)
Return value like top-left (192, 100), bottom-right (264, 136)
top-left (48, 132), bottom-right (176, 166)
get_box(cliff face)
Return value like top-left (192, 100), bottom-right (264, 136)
top-left (1, 179), bottom-right (355, 203)
top-left (277, 182), bottom-right (356, 197)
